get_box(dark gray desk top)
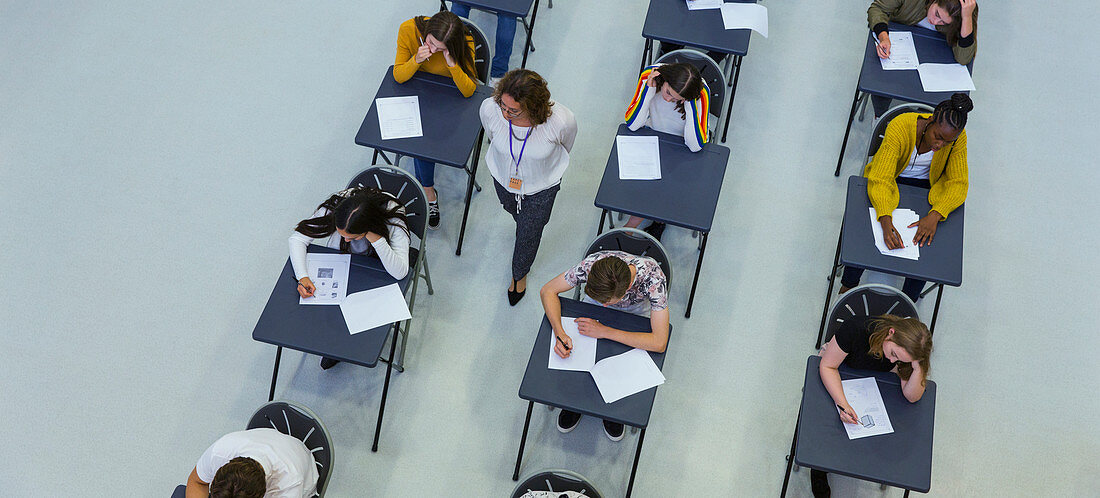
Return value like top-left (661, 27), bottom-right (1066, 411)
top-left (594, 124), bottom-right (731, 232)
top-left (841, 175), bottom-right (964, 286)
top-left (251, 246), bottom-right (411, 368)
top-left (518, 298), bottom-right (672, 428)
top-left (453, 0), bottom-right (536, 17)
top-left (795, 355), bottom-right (937, 493)
top-left (858, 23), bottom-right (974, 106)
top-left (355, 66), bottom-right (493, 168)
top-left (641, 0), bottom-right (755, 56)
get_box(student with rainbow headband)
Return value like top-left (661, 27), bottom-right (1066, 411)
top-left (622, 62), bottom-right (710, 238)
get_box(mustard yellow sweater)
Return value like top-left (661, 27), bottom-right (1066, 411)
top-left (393, 18), bottom-right (477, 98)
top-left (865, 113), bottom-right (968, 219)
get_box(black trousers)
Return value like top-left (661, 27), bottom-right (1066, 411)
top-left (493, 180), bottom-right (561, 281)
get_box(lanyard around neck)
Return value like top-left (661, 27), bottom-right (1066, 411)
top-left (509, 121), bottom-right (532, 174)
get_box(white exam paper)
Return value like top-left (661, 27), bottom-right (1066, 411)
top-left (916, 63), bottom-right (975, 92)
top-left (837, 376), bottom-right (895, 439)
top-left (299, 253), bottom-right (351, 305)
top-left (616, 135), bottom-right (662, 180)
top-left (589, 348), bottom-right (666, 403)
top-left (686, 0), bottom-right (723, 10)
top-left (547, 317), bottom-right (598, 372)
top-left (376, 96), bottom-right (424, 140)
top-left (877, 31), bottom-right (919, 70)
top-left (339, 283), bottom-right (411, 335)
top-left (719, 3), bottom-right (768, 37)
top-left (868, 207), bottom-right (920, 260)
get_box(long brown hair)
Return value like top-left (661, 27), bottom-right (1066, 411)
top-left (926, 0), bottom-right (978, 45)
top-left (414, 12), bottom-right (476, 80)
top-left (493, 69), bottom-right (554, 125)
top-left (652, 62), bottom-right (704, 119)
top-left (867, 315), bottom-right (932, 382)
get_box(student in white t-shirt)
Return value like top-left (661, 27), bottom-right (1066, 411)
top-left (479, 69), bottom-right (577, 306)
top-left (185, 428), bottom-right (318, 498)
top-left (289, 186), bottom-right (411, 369)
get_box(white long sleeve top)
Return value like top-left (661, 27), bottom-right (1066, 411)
top-left (480, 97), bottom-right (577, 196)
top-left (288, 190), bottom-right (410, 280)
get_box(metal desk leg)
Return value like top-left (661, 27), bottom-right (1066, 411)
top-left (456, 130), bottom-right (483, 256)
top-left (834, 88), bottom-right (862, 177)
top-left (512, 401), bottom-right (535, 481)
top-left (721, 55), bottom-right (742, 143)
top-left (903, 490), bottom-right (911, 498)
top-left (267, 346), bottom-right (283, 402)
top-left (625, 427), bottom-right (647, 498)
top-left (520, 0), bottom-right (540, 68)
top-left (685, 231), bottom-right (709, 318)
top-left (929, 284), bottom-right (944, 335)
top-left (639, 38), bottom-right (652, 74)
top-left (372, 323), bottom-right (400, 452)
top-left (816, 228), bottom-right (844, 348)
top-left (439, 0), bottom-right (447, 12)
top-left (597, 209), bottom-right (607, 235)
top-left (780, 407), bottom-right (802, 497)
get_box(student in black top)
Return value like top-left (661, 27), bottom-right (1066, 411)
top-left (812, 314), bottom-right (933, 497)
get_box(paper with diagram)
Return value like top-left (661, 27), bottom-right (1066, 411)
top-left (837, 376), bottom-right (895, 439)
top-left (299, 253), bottom-right (351, 305)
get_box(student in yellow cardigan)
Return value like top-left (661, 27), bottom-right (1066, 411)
top-left (393, 11), bottom-right (478, 230)
top-left (839, 93), bottom-right (972, 302)
top-left (868, 0), bottom-right (978, 117)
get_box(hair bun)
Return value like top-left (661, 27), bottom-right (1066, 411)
top-left (950, 92), bottom-right (974, 114)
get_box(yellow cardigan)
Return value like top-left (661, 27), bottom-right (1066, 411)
top-left (865, 113), bottom-right (968, 220)
top-left (393, 18), bottom-right (477, 98)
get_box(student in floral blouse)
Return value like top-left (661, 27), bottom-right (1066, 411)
top-left (538, 250), bottom-right (670, 441)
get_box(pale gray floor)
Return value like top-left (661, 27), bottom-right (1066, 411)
top-left (2, 0), bottom-right (1098, 496)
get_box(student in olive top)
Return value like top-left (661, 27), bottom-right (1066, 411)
top-left (867, 0), bottom-right (978, 116)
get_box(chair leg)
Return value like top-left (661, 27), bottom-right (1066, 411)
top-left (396, 319), bottom-right (409, 372)
top-left (421, 255), bottom-right (435, 295)
top-left (857, 93), bottom-right (869, 122)
top-left (521, 18), bottom-right (536, 52)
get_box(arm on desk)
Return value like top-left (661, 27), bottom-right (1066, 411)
top-left (897, 361), bottom-right (927, 402)
top-left (185, 467), bottom-right (209, 498)
top-left (820, 337), bottom-right (860, 424)
top-left (928, 131), bottom-right (968, 220)
top-left (576, 308), bottom-right (669, 353)
top-left (865, 119), bottom-right (907, 219)
top-left (540, 274), bottom-right (576, 358)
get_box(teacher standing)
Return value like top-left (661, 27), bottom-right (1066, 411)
top-left (479, 69), bottom-right (577, 306)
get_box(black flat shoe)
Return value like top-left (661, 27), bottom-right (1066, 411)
top-left (320, 357), bottom-right (340, 370)
top-left (643, 222), bottom-right (666, 241)
top-left (507, 278), bottom-right (526, 306)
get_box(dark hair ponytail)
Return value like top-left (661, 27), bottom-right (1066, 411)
top-left (930, 92), bottom-right (973, 131)
top-left (295, 188), bottom-right (410, 252)
top-left (652, 62), bottom-right (704, 119)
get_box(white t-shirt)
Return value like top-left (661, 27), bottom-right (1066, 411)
top-left (480, 97), bottom-right (577, 196)
top-left (899, 147), bottom-right (934, 179)
top-left (644, 97), bottom-right (690, 138)
top-left (196, 429), bottom-right (319, 498)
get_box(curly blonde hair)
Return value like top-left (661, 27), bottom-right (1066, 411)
top-left (492, 69), bottom-right (554, 125)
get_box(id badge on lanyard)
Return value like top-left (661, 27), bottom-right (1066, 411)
top-left (509, 122), bottom-right (531, 191)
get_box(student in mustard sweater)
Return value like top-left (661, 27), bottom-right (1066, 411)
top-left (394, 11), bottom-right (478, 230)
top-left (868, 0), bottom-right (978, 116)
top-left (840, 93), bottom-right (972, 302)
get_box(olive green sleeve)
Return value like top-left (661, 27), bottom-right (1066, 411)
top-left (868, 0), bottom-right (904, 33)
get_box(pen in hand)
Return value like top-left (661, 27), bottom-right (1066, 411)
top-left (556, 334), bottom-right (571, 351)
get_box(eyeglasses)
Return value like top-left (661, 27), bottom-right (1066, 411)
top-left (499, 102), bottom-right (523, 118)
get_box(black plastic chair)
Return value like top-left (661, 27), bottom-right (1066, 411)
top-left (247, 401), bottom-right (333, 497)
top-left (655, 48), bottom-right (727, 140)
top-left (816, 283), bottom-right (919, 349)
top-left (576, 228), bottom-right (672, 301)
top-left (347, 166), bottom-right (433, 371)
top-left (511, 469), bottom-right (603, 498)
top-left (460, 18), bottom-right (492, 84)
top-left (866, 103), bottom-right (935, 158)
top-left (170, 484), bottom-right (185, 498)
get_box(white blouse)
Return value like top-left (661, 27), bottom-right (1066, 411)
top-left (479, 97), bottom-right (577, 196)
top-left (288, 191), bottom-right (410, 280)
top-left (899, 147), bottom-right (935, 179)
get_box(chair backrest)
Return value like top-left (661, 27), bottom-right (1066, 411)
top-left (823, 284), bottom-right (919, 345)
top-left (460, 18), bottom-right (492, 84)
top-left (585, 228), bottom-right (672, 287)
top-left (511, 469), bottom-right (604, 498)
top-left (170, 484), bottom-right (185, 498)
top-left (867, 103), bottom-right (935, 158)
top-left (247, 401), bottom-right (333, 497)
top-left (347, 166), bottom-right (428, 241)
top-left (655, 48), bottom-right (727, 122)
